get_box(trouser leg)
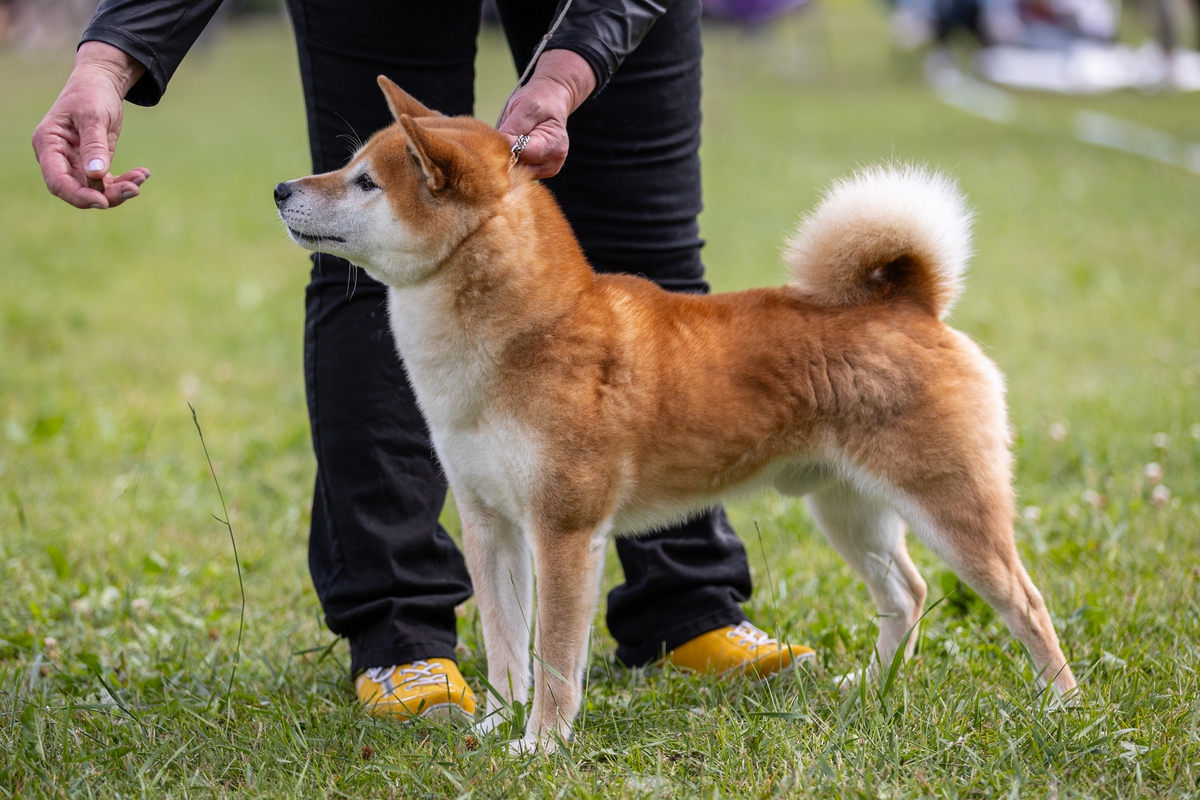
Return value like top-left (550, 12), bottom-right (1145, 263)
top-left (288, 0), bottom-right (482, 675)
top-left (496, 0), bottom-right (753, 667)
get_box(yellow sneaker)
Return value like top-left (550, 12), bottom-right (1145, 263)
top-left (666, 621), bottom-right (815, 678)
top-left (355, 658), bottom-right (477, 722)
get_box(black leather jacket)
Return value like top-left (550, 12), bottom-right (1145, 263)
top-left (81, 0), bottom-right (671, 106)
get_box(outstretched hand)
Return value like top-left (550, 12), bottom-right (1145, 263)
top-left (497, 49), bottom-right (597, 180)
top-left (32, 41), bottom-right (150, 209)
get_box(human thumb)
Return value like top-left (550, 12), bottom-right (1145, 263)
top-left (79, 116), bottom-right (111, 178)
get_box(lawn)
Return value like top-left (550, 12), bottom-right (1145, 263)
top-left (2, 4), bottom-right (1199, 797)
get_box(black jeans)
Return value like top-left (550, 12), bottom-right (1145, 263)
top-left (286, 0), bottom-right (753, 674)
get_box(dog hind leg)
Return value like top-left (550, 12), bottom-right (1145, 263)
top-left (900, 487), bottom-right (1078, 696)
top-left (806, 481), bottom-right (928, 681)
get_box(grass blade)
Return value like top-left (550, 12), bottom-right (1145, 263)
top-left (879, 590), bottom-right (954, 701)
top-left (189, 404), bottom-right (246, 718)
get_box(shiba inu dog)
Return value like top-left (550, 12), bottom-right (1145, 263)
top-left (275, 77), bottom-right (1076, 752)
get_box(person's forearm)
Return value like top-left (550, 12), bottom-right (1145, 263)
top-left (76, 41), bottom-right (146, 96)
top-left (548, 0), bottom-right (672, 94)
top-left (533, 49), bottom-right (598, 115)
top-left (81, 0), bottom-right (227, 106)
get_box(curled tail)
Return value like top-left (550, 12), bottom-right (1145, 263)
top-left (783, 164), bottom-right (973, 320)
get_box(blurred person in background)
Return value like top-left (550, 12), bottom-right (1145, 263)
top-left (700, 0), bottom-right (811, 23)
top-left (1, 0), bottom-right (99, 49)
top-left (32, 0), bottom-right (814, 723)
top-left (891, 0), bottom-right (1116, 51)
top-left (893, 0), bottom-right (1199, 92)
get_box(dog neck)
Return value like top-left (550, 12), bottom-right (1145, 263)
top-left (385, 181), bottom-right (595, 430)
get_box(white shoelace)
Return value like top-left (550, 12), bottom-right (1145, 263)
top-left (365, 660), bottom-right (450, 691)
top-left (727, 621), bottom-right (777, 649)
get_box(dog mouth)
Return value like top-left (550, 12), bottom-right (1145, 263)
top-left (288, 228), bottom-right (346, 245)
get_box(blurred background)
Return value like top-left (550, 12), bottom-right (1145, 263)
top-left (0, 0), bottom-right (1198, 792)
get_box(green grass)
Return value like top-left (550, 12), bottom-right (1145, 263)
top-left (2, 5), bottom-right (1199, 797)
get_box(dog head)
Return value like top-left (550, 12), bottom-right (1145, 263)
top-left (275, 77), bottom-right (514, 287)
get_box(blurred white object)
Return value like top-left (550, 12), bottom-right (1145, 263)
top-left (1171, 48), bottom-right (1200, 91)
top-left (974, 41), bottom-right (1200, 92)
top-left (892, 5), bottom-right (936, 50)
top-left (1059, 0), bottom-right (1118, 40)
top-left (1073, 110), bottom-right (1200, 174)
top-left (926, 47), bottom-right (1019, 122)
top-left (924, 45), bottom-right (964, 89)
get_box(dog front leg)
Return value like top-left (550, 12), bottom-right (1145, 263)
top-left (459, 498), bottom-right (532, 730)
top-left (522, 524), bottom-right (608, 753)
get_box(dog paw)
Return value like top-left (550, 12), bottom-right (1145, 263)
top-left (507, 735), bottom-right (556, 756)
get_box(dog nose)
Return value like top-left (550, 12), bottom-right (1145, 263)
top-left (274, 182), bottom-right (293, 207)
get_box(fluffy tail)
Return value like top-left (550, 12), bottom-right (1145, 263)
top-left (783, 165), bottom-right (973, 320)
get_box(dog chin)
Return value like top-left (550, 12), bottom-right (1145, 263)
top-left (291, 237), bottom-right (367, 268)
top-left (286, 227), bottom-right (346, 249)
top-left (287, 237), bottom-right (393, 285)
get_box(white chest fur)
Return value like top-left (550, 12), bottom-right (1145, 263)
top-left (385, 287), bottom-right (540, 521)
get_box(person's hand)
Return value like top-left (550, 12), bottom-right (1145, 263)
top-left (32, 41), bottom-right (151, 209)
top-left (497, 48), bottom-right (597, 179)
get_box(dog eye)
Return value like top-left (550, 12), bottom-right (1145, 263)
top-left (355, 173), bottom-right (379, 191)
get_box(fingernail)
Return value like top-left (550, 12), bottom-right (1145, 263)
top-left (87, 159), bottom-right (105, 172)
top-left (122, 191), bottom-right (135, 200)
top-left (133, 176), bottom-right (146, 186)
top-left (90, 204), bottom-right (103, 210)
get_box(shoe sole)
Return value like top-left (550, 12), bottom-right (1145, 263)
top-left (749, 648), bottom-right (817, 682)
top-left (418, 702), bottom-right (475, 724)
top-left (363, 700), bottom-right (476, 724)
top-left (664, 648), bottom-right (817, 679)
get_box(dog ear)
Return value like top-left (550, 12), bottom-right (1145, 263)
top-left (378, 75), bottom-right (438, 119)
top-left (398, 114), bottom-right (468, 195)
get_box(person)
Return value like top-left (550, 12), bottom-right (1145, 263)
top-left (33, 0), bottom-right (813, 722)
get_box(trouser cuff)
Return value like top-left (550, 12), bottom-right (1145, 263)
top-left (349, 641), bottom-right (459, 677)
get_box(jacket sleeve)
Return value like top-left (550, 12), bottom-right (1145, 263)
top-left (546, 0), bottom-right (672, 94)
top-left (79, 0), bottom-right (227, 107)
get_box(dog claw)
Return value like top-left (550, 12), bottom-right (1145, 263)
top-left (507, 736), bottom-right (554, 756)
